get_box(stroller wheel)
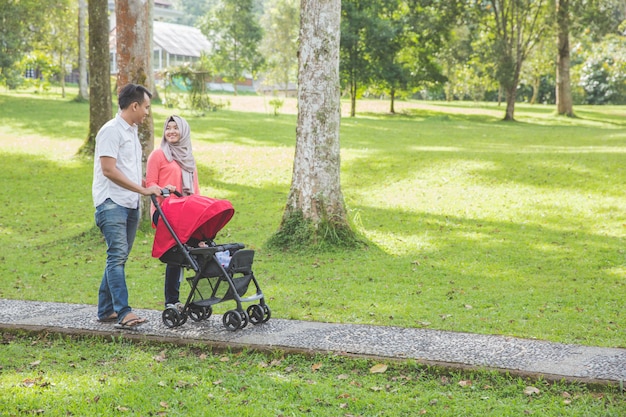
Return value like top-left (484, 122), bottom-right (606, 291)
top-left (247, 304), bottom-right (264, 325)
top-left (189, 306), bottom-right (212, 322)
top-left (239, 309), bottom-right (249, 329)
top-left (222, 310), bottom-right (242, 331)
top-left (262, 304), bottom-right (271, 323)
top-left (162, 307), bottom-right (186, 328)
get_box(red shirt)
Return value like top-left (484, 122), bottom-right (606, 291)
top-left (146, 148), bottom-right (200, 222)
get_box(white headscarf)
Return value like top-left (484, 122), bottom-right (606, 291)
top-left (160, 115), bottom-right (196, 195)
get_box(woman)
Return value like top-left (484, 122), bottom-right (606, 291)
top-left (146, 115), bottom-right (200, 311)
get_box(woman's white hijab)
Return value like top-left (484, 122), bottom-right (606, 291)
top-left (160, 115), bottom-right (196, 195)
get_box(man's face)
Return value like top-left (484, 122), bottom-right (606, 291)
top-left (131, 93), bottom-right (151, 125)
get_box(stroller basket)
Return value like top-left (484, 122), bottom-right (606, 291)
top-left (150, 193), bottom-right (271, 331)
top-left (190, 249), bottom-right (255, 304)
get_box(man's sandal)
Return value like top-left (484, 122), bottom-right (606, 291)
top-left (114, 313), bottom-right (147, 329)
top-left (97, 313), bottom-right (118, 323)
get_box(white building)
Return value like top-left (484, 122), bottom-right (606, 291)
top-left (109, 21), bottom-right (212, 74)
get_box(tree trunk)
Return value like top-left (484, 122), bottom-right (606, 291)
top-left (390, 87), bottom-right (395, 114)
top-left (78, 0), bottom-right (111, 156)
top-left (77, 0), bottom-right (88, 101)
top-left (116, 0), bottom-right (155, 221)
top-left (350, 77), bottom-right (357, 117)
top-left (504, 86), bottom-right (516, 120)
top-left (556, 0), bottom-right (574, 117)
top-left (59, 54), bottom-right (66, 98)
top-left (530, 76), bottom-right (539, 105)
top-left (272, 0), bottom-right (355, 249)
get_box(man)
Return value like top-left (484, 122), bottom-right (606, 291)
top-left (92, 83), bottom-right (161, 329)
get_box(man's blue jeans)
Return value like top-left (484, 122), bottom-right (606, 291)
top-left (95, 199), bottom-right (139, 322)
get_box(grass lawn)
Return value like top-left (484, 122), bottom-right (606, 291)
top-left (0, 88), bottom-right (624, 415)
top-left (1, 331), bottom-right (624, 416)
top-left (1, 89), bottom-right (624, 347)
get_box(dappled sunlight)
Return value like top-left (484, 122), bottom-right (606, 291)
top-left (605, 266), bottom-right (626, 279)
top-left (0, 135), bottom-right (83, 160)
top-left (409, 145), bottom-right (467, 152)
top-left (191, 140), bottom-right (293, 190)
top-left (360, 228), bottom-right (435, 256)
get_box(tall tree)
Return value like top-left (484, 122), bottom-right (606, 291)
top-left (259, 0), bottom-right (299, 95)
top-left (385, 0), bottom-right (460, 111)
top-left (37, 0), bottom-right (77, 98)
top-left (270, 0), bottom-right (356, 250)
top-left (482, 0), bottom-right (550, 121)
top-left (78, 0), bottom-right (111, 156)
top-left (555, 0), bottom-right (573, 115)
top-left (0, 0), bottom-right (47, 88)
top-left (77, 0), bottom-right (89, 101)
top-left (340, 0), bottom-right (379, 117)
top-left (116, 0), bottom-right (155, 220)
top-left (199, 0), bottom-right (263, 95)
top-left (556, 0), bottom-right (625, 116)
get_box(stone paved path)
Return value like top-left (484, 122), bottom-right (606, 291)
top-left (1, 299), bottom-right (624, 385)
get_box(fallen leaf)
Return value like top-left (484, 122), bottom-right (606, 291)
top-left (22, 378), bottom-right (37, 387)
top-left (159, 401), bottom-right (169, 408)
top-left (337, 374), bottom-right (349, 380)
top-left (220, 356), bottom-right (229, 362)
top-left (458, 380), bottom-right (472, 387)
top-left (311, 363), bottom-right (322, 371)
top-left (370, 363), bottom-right (388, 374)
top-left (524, 386), bottom-right (540, 396)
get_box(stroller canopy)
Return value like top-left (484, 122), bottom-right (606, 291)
top-left (152, 194), bottom-right (235, 258)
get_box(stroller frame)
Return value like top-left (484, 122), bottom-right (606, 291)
top-left (151, 192), bottom-right (270, 331)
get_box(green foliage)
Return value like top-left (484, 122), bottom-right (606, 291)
top-left (258, 0), bottom-right (299, 93)
top-left (268, 97), bottom-right (284, 116)
top-left (576, 34), bottom-right (626, 104)
top-left (161, 56), bottom-right (224, 115)
top-left (198, 0), bottom-right (264, 93)
top-left (2, 332), bottom-right (624, 416)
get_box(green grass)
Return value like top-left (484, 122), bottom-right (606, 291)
top-left (1, 332), bottom-right (624, 416)
top-left (0, 89), bottom-right (625, 415)
top-left (0, 90), bottom-right (625, 349)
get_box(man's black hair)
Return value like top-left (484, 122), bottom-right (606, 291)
top-left (118, 83), bottom-right (152, 110)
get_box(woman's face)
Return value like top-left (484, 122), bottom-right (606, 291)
top-left (165, 121), bottom-right (180, 143)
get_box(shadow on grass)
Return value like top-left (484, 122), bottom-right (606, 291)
top-left (0, 94), bottom-right (90, 141)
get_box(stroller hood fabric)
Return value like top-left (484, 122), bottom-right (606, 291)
top-left (152, 194), bottom-right (235, 259)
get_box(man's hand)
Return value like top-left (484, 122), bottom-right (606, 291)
top-left (142, 185), bottom-right (162, 196)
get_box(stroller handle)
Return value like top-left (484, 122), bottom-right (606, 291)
top-left (161, 188), bottom-right (183, 198)
top-left (149, 188), bottom-right (182, 206)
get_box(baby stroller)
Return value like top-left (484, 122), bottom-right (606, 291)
top-left (151, 191), bottom-right (270, 331)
